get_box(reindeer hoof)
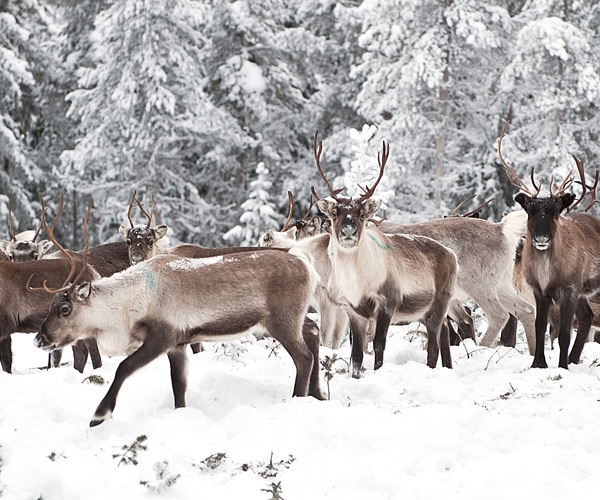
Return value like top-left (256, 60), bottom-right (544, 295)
top-left (90, 410), bottom-right (112, 427)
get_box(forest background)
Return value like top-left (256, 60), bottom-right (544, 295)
top-left (2, 0), bottom-right (600, 249)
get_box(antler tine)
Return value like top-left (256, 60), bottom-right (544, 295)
top-left (28, 195), bottom-right (76, 294)
top-left (450, 194), bottom-right (476, 217)
top-left (7, 198), bottom-right (17, 241)
top-left (550, 169), bottom-right (575, 197)
top-left (67, 198), bottom-right (93, 291)
top-left (310, 186), bottom-right (321, 202)
top-left (583, 169), bottom-right (600, 212)
top-left (302, 193), bottom-right (316, 221)
top-left (498, 121), bottom-right (538, 198)
top-left (31, 204), bottom-right (47, 242)
top-left (127, 190), bottom-right (137, 228)
top-left (136, 194), bottom-right (155, 228)
top-left (313, 131), bottom-right (342, 200)
top-left (358, 140), bottom-right (390, 202)
top-left (281, 191), bottom-right (295, 232)
top-left (569, 155), bottom-right (588, 212)
top-left (463, 196), bottom-right (496, 218)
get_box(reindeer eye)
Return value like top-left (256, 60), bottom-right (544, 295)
top-left (148, 240), bottom-right (153, 247)
top-left (127, 238), bottom-right (132, 245)
top-left (332, 209), bottom-right (338, 219)
top-left (59, 304), bottom-right (71, 317)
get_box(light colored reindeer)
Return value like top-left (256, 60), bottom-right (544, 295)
top-left (35, 249), bottom-right (325, 426)
top-left (312, 132), bottom-right (459, 377)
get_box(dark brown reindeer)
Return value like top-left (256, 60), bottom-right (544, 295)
top-left (498, 124), bottom-right (600, 369)
top-left (35, 248), bottom-right (325, 426)
top-left (312, 132), bottom-right (458, 377)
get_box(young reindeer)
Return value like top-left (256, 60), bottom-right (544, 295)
top-left (312, 132), bottom-right (459, 376)
top-left (35, 247), bottom-right (325, 426)
top-left (498, 123), bottom-right (600, 369)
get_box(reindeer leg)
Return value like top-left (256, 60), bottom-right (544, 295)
top-left (557, 293), bottom-right (577, 370)
top-left (90, 324), bottom-right (172, 427)
top-left (85, 338), bottom-right (102, 369)
top-left (302, 317), bottom-right (326, 400)
top-left (167, 345), bottom-right (188, 408)
top-left (439, 321), bottom-right (453, 369)
top-left (48, 349), bottom-right (63, 369)
top-left (270, 317), bottom-right (313, 398)
top-left (569, 298), bottom-right (592, 365)
top-left (72, 341), bottom-right (88, 373)
top-left (0, 336), bottom-right (12, 373)
top-left (532, 292), bottom-right (551, 369)
top-left (500, 314), bottom-right (518, 348)
top-left (348, 312), bottom-right (368, 378)
top-left (373, 308), bottom-right (392, 371)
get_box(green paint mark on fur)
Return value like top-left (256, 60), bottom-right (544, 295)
top-left (143, 268), bottom-right (156, 290)
top-left (368, 233), bottom-right (392, 250)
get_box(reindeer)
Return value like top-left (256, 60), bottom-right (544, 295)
top-left (259, 192), bottom-right (328, 248)
top-left (311, 132), bottom-right (458, 377)
top-left (498, 124), bottom-right (600, 369)
top-left (0, 199), bottom-right (131, 373)
top-left (0, 200), bottom-right (53, 261)
top-left (35, 248), bottom-right (325, 426)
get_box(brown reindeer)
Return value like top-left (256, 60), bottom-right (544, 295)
top-left (0, 200), bottom-right (54, 262)
top-left (35, 249), bottom-right (325, 426)
top-left (312, 132), bottom-right (458, 377)
top-left (0, 199), bottom-right (131, 373)
top-left (498, 123), bottom-right (600, 369)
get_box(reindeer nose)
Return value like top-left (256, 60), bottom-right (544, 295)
top-left (131, 254), bottom-right (144, 265)
top-left (532, 235), bottom-right (551, 251)
top-left (34, 332), bottom-right (52, 350)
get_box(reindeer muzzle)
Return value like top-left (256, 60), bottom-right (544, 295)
top-left (34, 332), bottom-right (55, 351)
top-left (532, 235), bottom-right (551, 251)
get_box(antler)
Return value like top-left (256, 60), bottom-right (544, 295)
top-left (126, 190), bottom-right (137, 228)
top-left (7, 198), bottom-right (16, 241)
top-left (301, 193), bottom-right (316, 220)
top-left (358, 140), bottom-right (390, 203)
top-left (498, 121), bottom-right (542, 198)
top-left (312, 131), bottom-right (344, 201)
top-left (27, 196), bottom-right (92, 294)
top-left (136, 194), bottom-right (155, 227)
top-left (280, 191), bottom-right (295, 232)
top-left (549, 169), bottom-right (575, 197)
top-left (569, 155), bottom-right (600, 212)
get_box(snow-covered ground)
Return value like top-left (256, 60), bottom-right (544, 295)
top-left (1, 324), bottom-right (600, 500)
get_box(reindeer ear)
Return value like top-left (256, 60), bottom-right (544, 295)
top-left (285, 226), bottom-right (298, 240)
top-left (317, 199), bottom-right (336, 218)
top-left (259, 229), bottom-right (274, 247)
top-left (37, 240), bottom-right (54, 258)
top-left (153, 224), bottom-right (168, 240)
top-left (363, 198), bottom-right (382, 219)
top-left (118, 225), bottom-right (130, 239)
top-left (0, 241), bottom-right (11, 259)
top-left (75, 282), bottom-right (92, 302)
top-left (559, 193), bottom-right (576, 212)
top-left (514, 192), bottom-right (530, 211)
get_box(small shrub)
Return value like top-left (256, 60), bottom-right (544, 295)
top-left (112, 435), bottom-right (148, 467)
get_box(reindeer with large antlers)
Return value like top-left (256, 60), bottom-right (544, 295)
top-left (312, 132), bottom-right (459, 376)
top-left (498, 122), bottom-right (600, 369)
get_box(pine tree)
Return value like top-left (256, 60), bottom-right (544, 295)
top-left (223, 162), bottom-right (279, 246)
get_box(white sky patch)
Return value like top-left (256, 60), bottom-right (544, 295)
top-left (167, 255), bottom-right (224, 271)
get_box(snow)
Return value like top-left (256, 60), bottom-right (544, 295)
top-left (2, 327), bottom-right (600, 500)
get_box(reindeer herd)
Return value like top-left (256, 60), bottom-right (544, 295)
top-left (2, 127), bottom-right (600, 427)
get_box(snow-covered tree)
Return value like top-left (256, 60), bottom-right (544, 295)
top-left (223, 162), bottom-right (280, 246)
top-left (55, 0), bottom-right (248, 246)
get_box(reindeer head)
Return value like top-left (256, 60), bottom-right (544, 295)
top-left (0, 200), bottom-right (53, 261)
top-left (34, 199), bottom-right (98, 351)
top-left (498, 122), bottom-right (578, 251)
top-left (312, 131), bottom-right (388, 251)
top-left (119, 192), bottom-right (168, 264)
